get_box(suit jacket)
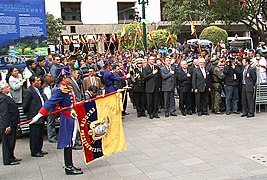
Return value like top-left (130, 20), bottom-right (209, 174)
top-left (35, 65), bottom-right (49, 81)
top-left (242, 65), bottom-right (257, 92)
top-left (192, 66), bottom-right (211, 92)
top-left (132, 67), bottom-right (145, 92)
top-left (23, 86), bottom-right (46, 124)
top-left (160, 65), bottom-right (176, 91)
top-left (143, 64), bottom-right (161, 93)
top-left (70, 78), bottom-right (82, 101)
top-left (0, 93), bottom-right (20, 129)
top-left (83, 76), bottom-right (103, 92)
top-left (178, 67), bottom-right (192, 92)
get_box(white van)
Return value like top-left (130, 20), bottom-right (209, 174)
top-left (227, 36), bottom-right (253, 50)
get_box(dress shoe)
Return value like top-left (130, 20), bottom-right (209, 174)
top-left (14, 158), bottom-right (22, 162)
top-left (73, 145), bottom-right (82, 150)
top-left (165, 112), bottom-right (169, 117)
top-left (241, 114), bottom-right (247, 117)
top-left (142, 114), bottom-right (147, 117)
top-left (65, 166), bottom-right (83, 175)
top-left (170, 113), bottom-right (177, 116)
top-left (137, 114), bottom-right (141, 118)
top-left (149, 114), bottom-right (153, 119)
top-left (226, 111), bottom-right (231, 115)
top-left (49, 139), bottom-right (57, 143)
top-left (187, 111), bottom-right (192, 115)
top-left (202, 112), bottom-right (209, 115)
top-left (247, 114), bottom-right (254, 118)
top-left (198, 112), bottom-right (202, 116)
top-left (31, 152), bottom-right (44, 157)
top-left (40, 151), bottom-right (48, 155)
top-left (214, 111), bottom-right (223, 114)
top-left (6, 161), bottom-right (20, 166)
top-left (72, 165), bottom-right (81, 171)
top-left (233, 111), bottom-right (240, 114)
top-left (153, 115), bottom-right (160, 118)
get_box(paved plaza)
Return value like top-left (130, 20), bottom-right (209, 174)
top-left (1, 103), bottom-right (267, 180)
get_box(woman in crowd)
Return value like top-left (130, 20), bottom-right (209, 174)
top-left (8, 67), bottom-right (25, 104)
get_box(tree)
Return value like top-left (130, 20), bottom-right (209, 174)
top-left (163, 0), bottom-right (267, 43)
top-left (46, 13), bottom-right (66, 44)
top-left (199, 26), bottom-right (228, 44)
top-left (147, 29), bottom-right (177, 49)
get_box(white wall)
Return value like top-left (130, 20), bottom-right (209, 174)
top-left (45, 0), bottom-right (162, 24)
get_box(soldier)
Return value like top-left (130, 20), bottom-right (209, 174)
top-left (131, 58), bottom-right (146, 117)
top-left (30, 67), bottom-right (83, 175)
top-left (210, 57), bottom-right (225, 114)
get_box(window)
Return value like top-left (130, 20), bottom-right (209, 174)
top-left (117, 2), bottom-right (135, 23)
top-left (61, 2), bottom-right (81, 22)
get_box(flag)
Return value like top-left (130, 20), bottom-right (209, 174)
top-left (120, 27), bottom-right (126, 38)
top-left (128, 31), bottom-right (132, 41)
top-left (136, 23), bottom-right (142, 39)
top-left (80, 35), bottom-right (86, 44)
top-left (191, 21), bottom-right (196, 36)
top-left (123, 33), bottom-right (127, 41)
top-left (110, 33), bottom-right (116, 44)
top-left (63, 36), bottom-right (71, 45)
top-left (240, 0), bottom-right (246, 8)
top-left (75, 93), bottom-right (126, 164)
top-left (148, 32), bottom-right (154, 41)
top-left (208, 0), bottom-right (211, 5)
top-left (85, 34), bottom-right (90, 44)
top-left (102, 33), bottom-right (107, 43)
top-left (166, 33), bottom-right (173, 44)
top-left (91, 34), bottom-right (97, 44)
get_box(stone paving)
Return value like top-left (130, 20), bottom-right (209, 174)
top-left (1, 103), bottom-right (267, 179)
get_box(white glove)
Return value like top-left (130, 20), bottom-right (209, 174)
top-left (29, 113), bottom-right (43, 125)
top-left (126, 73), bottom-right (131, 79)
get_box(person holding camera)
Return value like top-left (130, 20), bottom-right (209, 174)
top-left (223, 57), bottom-right (242, 115)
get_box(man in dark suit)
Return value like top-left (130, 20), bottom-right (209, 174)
top-left (35, 56), bottom-right (49, 82)
top-left (241, 57), bottom-right (257, 118)
top-left (0, 82), bottom-right (21, 165)
top-left (143, 56), bottom-right (161, 119)
top-left (131, 58), bottom-right (146, 117)
top-left (23, 75), bottom-right (48, 157)
top-left (192, 58), bottom-right (211, 116)
top-left (160, 57), bottom-right (177, 117)
top-left (178, 60), bottom-right (193, 116)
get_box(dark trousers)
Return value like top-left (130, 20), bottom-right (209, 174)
top-left (163, 91), bottom-right (175, 113)
top-left (241, 85), bottom-right (255, 115)
top-left (1, 127), bottom-right (16, 165)
top-left (121, 91), bottom-right (128, 114)
top-left (195, 90), bottom-right (208, 113)
top-left (180, 91), bottom-right (192, 113)
top-left (64, 147), bottom-right (73, 167)
top-left (134, 91), bottom-right (146, 115)
top-left (225, 85), bottom-right (239, 112)
top-left (29, 124), bottom-right (44, 155)
top-left (191, 92), bottom-right (196, 113)
top-left (146, 91), bottom-right (159, 116)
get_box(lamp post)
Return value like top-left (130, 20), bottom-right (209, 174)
top-left (138, 0), bottom-right (148, 52)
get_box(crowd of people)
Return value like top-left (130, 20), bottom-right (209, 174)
top-left (0, 40), bottom-right (266, 175)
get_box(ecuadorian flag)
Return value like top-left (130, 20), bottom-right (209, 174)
top-left (75, 93), bottom-right (126, 164)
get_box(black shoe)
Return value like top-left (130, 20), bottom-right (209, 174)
top-left (154, 115), bottom-right (160, 118)
top-left (5, 161), bottom-right (20, 166)
top-left (40, 151), bottom-right (48, 155)
top-left (149, 114), bottom-right (153, 119)
top-left (65, 166), bottom-right (83, 175)
top-left (137, 114), bottom-right (141, 118)
top-left (226, 111), bottom-right (231, 115)
top-left (214, 111), bottom-right (223, 114)
top-left (142, 114), bottom-right (147, 117)
top-left (182, 112), bottom-right (187, 116)
top-left (49, 139), bottom-right (57, 143)
top-left (165, 112), bottom-right (169, 117)
top-left (73, 145), bottom-right (82, 150)
top-left (247, 114), bottom-right (254, 118)
top-left (14, 158), bottom-right (22, 162)
top-left (202, 112), bottom-right (209, 115)
top-left (187, 111), bottom-right (192, 115)
top-left (170, 113), bottom-right (177, 116)
top-left (241, 114), bottom-right (247, 117)
top-left (72, 165), bottom-right (82, 171)
top-left (198, 112), bottom-right (202, 116)
top-left (233, 111), bottom-right (240, 114)
top-left (31, 152), bottom-right (44, 157)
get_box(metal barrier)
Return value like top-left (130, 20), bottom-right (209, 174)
top-left (255, 83), bottom-right (267, 112)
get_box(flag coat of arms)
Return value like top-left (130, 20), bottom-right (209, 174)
top-left (75, 93), bottom-right (126, 164)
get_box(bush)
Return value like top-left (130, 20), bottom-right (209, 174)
top-left (199, 26), bottom-right (228, 44)
top-left (147, 29), bottom-right (177, 49)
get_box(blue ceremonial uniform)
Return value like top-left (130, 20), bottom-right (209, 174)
top-left (103, 69), bottom-right (125, 94)
top-left (39, 82), bottom-right (75, 149)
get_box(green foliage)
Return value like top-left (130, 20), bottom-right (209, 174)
top-left (117, 22), bottom-right (144, 52)
top-left (147, 29), bottom-right (177, 49)
top-left (163, 0), bottom-right (267, 42)
top-left (199, 26), bottom-right (228, 44)
top-left (46, 13), bottom-right (66, 44)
